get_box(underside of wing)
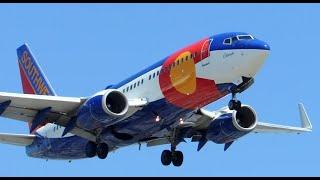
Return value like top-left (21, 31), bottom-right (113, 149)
top-left (0, 92), bottom-right (98, 141)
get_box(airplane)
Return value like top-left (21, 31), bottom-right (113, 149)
top-left (0, 32), bottom-right (312, 167)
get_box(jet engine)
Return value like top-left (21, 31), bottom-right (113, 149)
top-left (206, 105), bottom-right (257, 144)
top-left (76, 89), bottom-right (129, 130)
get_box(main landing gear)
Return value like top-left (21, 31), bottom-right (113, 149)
top-left (161, 128), bottom-right (184, 167)
top-left (161, 147), bottom-right (184, 167)
top-left (85, 141), bottom-right (109, 159)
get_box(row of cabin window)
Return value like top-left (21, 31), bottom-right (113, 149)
top-left (160, 51), bottom-right (198, 74)
top-left (123, 78), bottom-right (144, 93)
top-left (122, 52), bottom-right (198, 93)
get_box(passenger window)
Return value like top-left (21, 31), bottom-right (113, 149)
top-left (130, 85), bottom-right (132, 90)
top-left (123, 89), bottom-right (125, 93)
top-left (177, 60), bottom-right (179, 66)
top-left (186, 56), bottom-right (188, 61)
top-left (141, 79), bottom-right (144, 84)
top-left (157, 71), bottom-right (159, 76)
top-left (153, 73), bottom-right (155, 78)
top-left (149, 75), bottom-right (151, 80)
top-left (134, 83), bottom-right (136, 88)
top-left (137, 81), bottom-right (140, 86)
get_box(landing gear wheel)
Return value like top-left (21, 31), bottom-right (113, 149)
top-left (172, 151), bottom-right (183, 167)
top-left (228, 99), bottom-right (241, 111)
top-left (85, 141), bottom-right (97, 158)
top-left (161, 150), bottom-right (172, 166)
top-left (96, 143), bottom-right (109, 159)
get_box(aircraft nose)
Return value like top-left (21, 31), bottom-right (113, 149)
top-left (250, 39), bottom-right (270, 50)
top-left (260, 41), bottom-right (270, 50)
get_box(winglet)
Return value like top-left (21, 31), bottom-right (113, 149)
top-left (298, 103), bottom-right (312, 130)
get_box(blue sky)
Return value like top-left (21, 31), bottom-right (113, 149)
top-left (0, 3), bottom-right (318, 176)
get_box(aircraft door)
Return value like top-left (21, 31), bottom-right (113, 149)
top-left (201, 38), bottom-right (213, 67)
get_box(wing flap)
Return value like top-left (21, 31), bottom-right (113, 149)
top-left (0, 133), bottom-right (36, 146)
top-left (1, 106), bottom-right (37, 122)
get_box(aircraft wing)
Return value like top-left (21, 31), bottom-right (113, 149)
top-left (0, 133), bottom-right (36, 146)
top-left (144, 103), bottom-right (312, 148)
top-left (0, 91), bottom-right (148, 142)
top-left (187, 103), bottom-right (312, 133)
top-left (0, 92), bottom-right (83, 122)
top-left (254, 103), bottom-right (312, 133)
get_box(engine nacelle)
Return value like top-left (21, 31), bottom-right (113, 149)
top-left (76, 89), bottom-right (129, 130)
top-left (206, 105), bottom-right (257, 144)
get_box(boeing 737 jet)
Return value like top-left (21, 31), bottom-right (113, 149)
top-left (0, 32), bottom-right (312, 166)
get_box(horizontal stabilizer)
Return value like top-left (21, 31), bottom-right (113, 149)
top-left (0, 133), bottom-right (36, 146)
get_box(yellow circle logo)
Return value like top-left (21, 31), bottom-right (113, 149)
top-left (169, 51), bottom-right (196, 95)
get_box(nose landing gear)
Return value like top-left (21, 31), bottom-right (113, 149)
top-left (228, 77), bottom-right (254, 111)
top-left (228, 93), bottom-right (241, 111)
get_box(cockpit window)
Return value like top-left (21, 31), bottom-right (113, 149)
top-left (237, 35), bottom-right (254, 40)
top-left (232, 36), bottom-right (238, 43)
top-left (223, 38), bottom-right (231, 45)
top-left (223, 34), bottom-right (254, 45)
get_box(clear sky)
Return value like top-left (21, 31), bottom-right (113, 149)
top-left (0, 3), bottom-right (318, 177)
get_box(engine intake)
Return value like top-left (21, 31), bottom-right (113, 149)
top-left (102, 90), bottom-right (128, 117)
top-left (232, 105), bottom-right (257, 131)
top-left (206, 105), bottom-right (257, 144)
top-left (76, 89), bottom-right (129, 130)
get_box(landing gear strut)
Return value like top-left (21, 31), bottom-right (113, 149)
top-left (85, 141), bottom-right (109, 159)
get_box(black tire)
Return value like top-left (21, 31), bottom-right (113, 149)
top-left (229, 100), bottom-right (242, 111)
top-left (96, 143), bottom-right (109, 159)
top-left (85, 141), bottom-right (97, 158)
top-left (228, 100), bottom-right (236, 110)
top-left (161, 150), bottom-right (172, 166)
top-left (235, 100), bottom-right (242, 111)
top-left (172, 151), bottom-right (183, 167)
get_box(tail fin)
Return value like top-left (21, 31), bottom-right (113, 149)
top-left (17, 44), bottom-right (56, 132)
top-left (17, 44), bottom-right (56, 96)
